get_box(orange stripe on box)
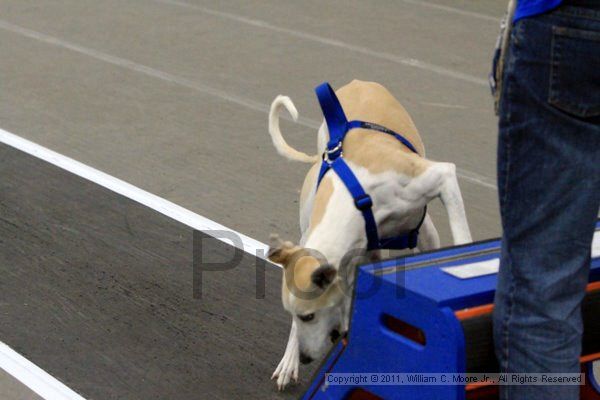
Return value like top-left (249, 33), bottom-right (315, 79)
top-left (456, 281), bottom-right (600, 321)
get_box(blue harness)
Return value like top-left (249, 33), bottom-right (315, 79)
top-left (314, 82), bottom-right (426, 251)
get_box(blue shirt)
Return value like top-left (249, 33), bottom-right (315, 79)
top-left (514, 0), bottom-right (563, 21)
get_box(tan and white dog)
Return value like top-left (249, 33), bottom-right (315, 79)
top-left (267, 80), bottom-right (472, 390)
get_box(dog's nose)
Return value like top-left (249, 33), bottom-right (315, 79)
top-left (330, 329), bottom-right (341, 343)
top-left (299, 352), bottom-right (313, 364)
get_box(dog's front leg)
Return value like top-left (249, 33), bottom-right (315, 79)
top-left (272, 318), bottom-right (299, 390)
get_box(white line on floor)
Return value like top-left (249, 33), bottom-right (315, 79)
top-left (0, 341), bottom-right (86, 400)
top-left (151, 0), bottom-right (489, 86)
top-left (0, 128), bottom-right (274, 264)
top-left (0, 19), bottom-right (497, 190)
top-left (456, 168), bottom-right (497, 191)
top-left (0, 20), bottom-right (318, 126)
top-left (420, 101), bottom-right (469, 109)
top-left (399, 0), bottom-right (500, 22)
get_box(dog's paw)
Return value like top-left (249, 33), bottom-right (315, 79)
top-left (276, 368), bottom-right (298, 391)
top-left (271, 357), bottom-right (298, 391)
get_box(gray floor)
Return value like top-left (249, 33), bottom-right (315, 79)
top-left (0, 0), bottom-right (504, 246)
top-left (0, 1), bottom-right (507, 398)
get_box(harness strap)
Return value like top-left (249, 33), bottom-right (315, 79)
top-left (378, 206), bottom-right (427, 250)
top-left (314, 82), bottom-right (425, 251)
top-left (346, 120), bottom-right (419, 155)
top-left (330, 158), bottom-right (380, 250)
top-left (333, 158), bottom-right (427, 250)
top-left (315, 83), bottom-right (349, 150)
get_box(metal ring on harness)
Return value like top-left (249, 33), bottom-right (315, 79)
top-left (323, 142), bottom-right (343, 164)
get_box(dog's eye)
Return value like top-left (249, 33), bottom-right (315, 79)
top-left (298, 313), bottom-right (315, 322)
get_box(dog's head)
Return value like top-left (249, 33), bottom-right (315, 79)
top-left (268, 234), bottom-right (346, 364)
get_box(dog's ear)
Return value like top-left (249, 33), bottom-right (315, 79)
top-left (311, 264), bottom-right (337, 289)
top-left (267, 234), bottom-right (297, 266)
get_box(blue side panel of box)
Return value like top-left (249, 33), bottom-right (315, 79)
top-left (302, 221), bottom-right (600, 400)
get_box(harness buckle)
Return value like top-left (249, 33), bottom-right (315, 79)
top-left (323, 141), bottom-right (343, 164)
top-left (354, 194), bottom-right (373, 210)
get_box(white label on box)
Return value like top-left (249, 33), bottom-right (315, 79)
top-left (442, 230), bottom-right (600, 280)
top-left (592, 230), bottom-right (600, 259)
top-left (441, 259), bottom-right (500, 279)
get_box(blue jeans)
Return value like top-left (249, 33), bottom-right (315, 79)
top-left (493, 3), bottom-right (600, 400)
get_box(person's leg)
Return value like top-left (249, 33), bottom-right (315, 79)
top-left (494, 5), bottom-right (600, 400)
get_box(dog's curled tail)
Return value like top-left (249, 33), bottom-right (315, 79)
top-left (269, 95), bottom-right (320, 163)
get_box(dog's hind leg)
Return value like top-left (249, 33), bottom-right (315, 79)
top-left (417, 213), bottom-right (440, 251)
top-left (435, 164), bottom-right (472, 245)
top-left (407, 161), bottom-right (472, 245)
top-left (271, 319), bottom-right (299, 390)
top-left (421, 162), bottom-right (472, 245)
